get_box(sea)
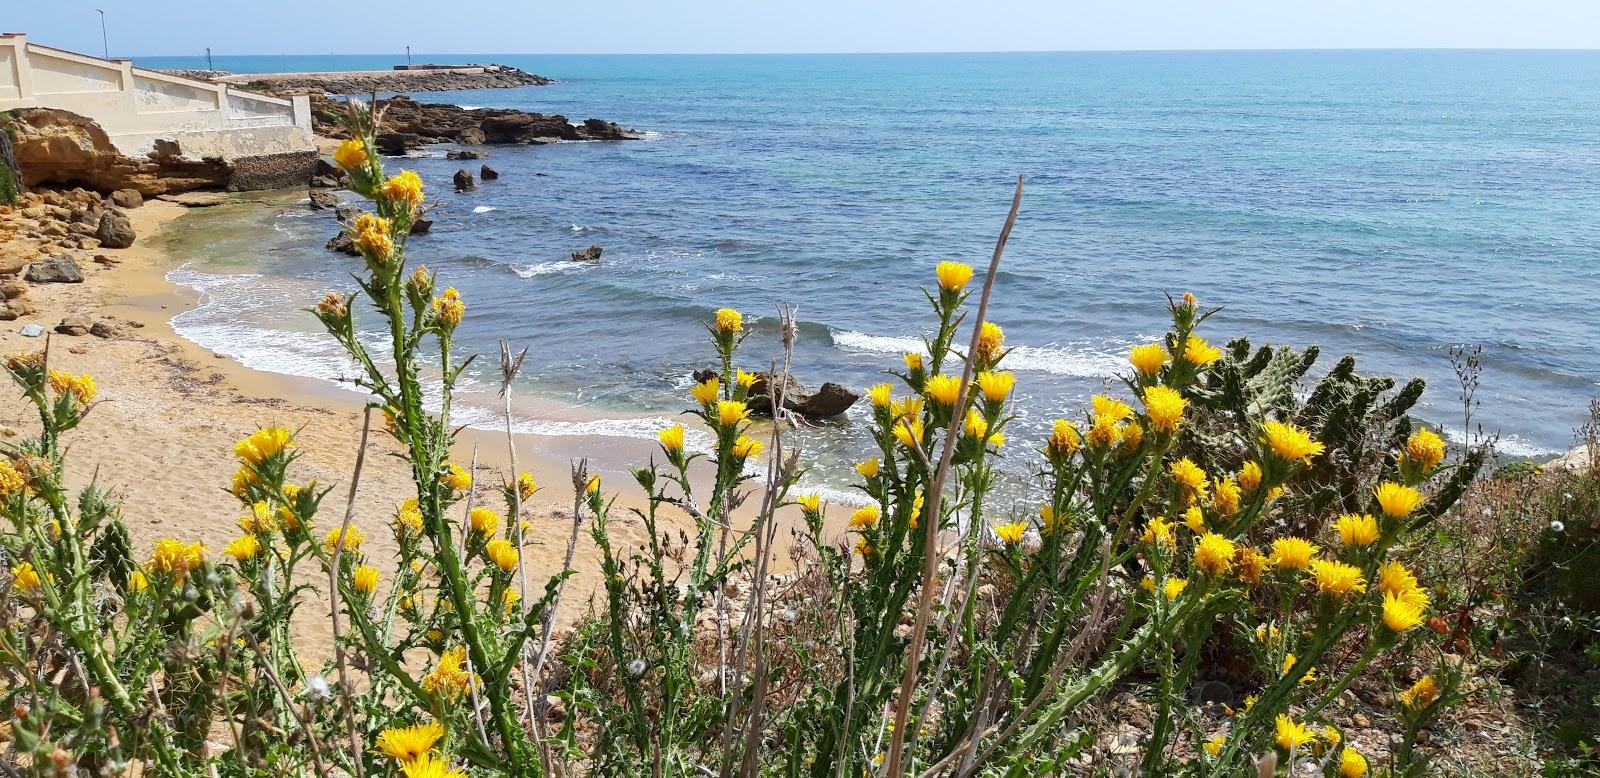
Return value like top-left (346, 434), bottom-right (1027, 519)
top-left (136, 51), bottom-right (1600, 493)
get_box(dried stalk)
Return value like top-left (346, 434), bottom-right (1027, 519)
top-left (327, 406), bottom-right (372, 778)
top-left (531, 460), bottom-right (589, 684)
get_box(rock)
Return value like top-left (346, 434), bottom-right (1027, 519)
top-left (5, 299), bottom-right (34, 317)
top-left (457, 127), bottom-right (486, 145)
top-left (453, 170), bottom-right (476, 192)
top-left (1546, 444), bottom-right (1597, 473)
top-left (95, 209), bottom-right (136, 248)
top-left (157, 191), bottom-right (233, 207)
top-left (569, 244), bottom-right (603, 262)
top-left (0, 280), bottom-right (27, 299)
top-left (309, 174), bottom-right (342, 188)
top-left (326, 233), bottom-right (359, 256)
top-left (410, 217), bottom-right (433, 235)
top-left (24, 255), bottom-right (84, 283)
top-left (0, 254), bottom-right (29, 276)
top-left (0, 307), bottom-right (15, 322)
top-left (55, 316), bottom-right (91, 336)
top-left (446, 150), bottom-right (487, 160)
top-left (334, 203), bottom-right (361, 225)
top-left (312, 158), bottom-right (345, 180)
top-left (19, 323), bottom-right (44, 337)
top-left (93, 254), bottom-right (121, 266)
top-left (376, 133), bottom-right (427, 156)
top-left (90, 321), bottom-right (123, 338)
top-left (108, 189), bottom-right (143, 209)
top-left (480, 164), bottom-right (499, 181)
top-left (727, 371), bottom-right (861, 420)
top-left (9, 108), bottom-right (230, 196)
top-left (309, 190), bottom-right (341, 210)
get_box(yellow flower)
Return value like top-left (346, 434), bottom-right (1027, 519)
top-left (1269, 537), bottom-right (1318, 570)
top-left (1142, 385), bottom-right (1187, 433)
top-left (1047, 419), bottom-right (1082, 458)
top-left (974, 322), bottom-right (1005, 363)
top-left (149, 538), bottom-right (206, 580)
top-left (324, 525), bottom-right (366, 553)
top-left (1092, 395), bottom-right (1134, 423)
top-left (224, 535), bottom-right (261, 562)
top-left (903, 352), bottom-right (924, 372)
top-left (894, 417), bottom-right (925, 448)
top-left (10, 562), bottom-right (40, 592)
top-left (1163, 577), bottom-right (1188, 601)
top-left (1323, 725), bottom-right (1342, 746)
top-left (1086, 416), bottom-right (1121, 449)
top-left (735, 369), bottom-right (758, 389)
top-left (1377, 560), bottom-right (1430, 608)
top-left (469, 507), bottom-right (501, 536)
top-left (1210, 476), bottom-right (1241, 517)
top-left (128, 570), bottom-right (148, 592)
top-left (1234, 547), bottom-right (1267, 584)
top-left (891, 395), bottom-right (923, 420)
top-left (422, 646), bottom-right (477, 699)
top-left (234, 427), bottom-right (293, 465)
top-left (1194, 532), bottom-right (1236, 576)
top-left (1404, 428), bottom-right (1446, 471)
top-left (1203, 734), bottom-right (1225, 757)
top-left (395, 498), bottom-right (425, 535)
top-left (513, 471), bottom-right (538, 501)
top-left (399, 753), bottom-right (467, 778)
top-left (1181, 334), bottom-right (1222, 366)
top-left (935, 260), bottom-right (973, 291)
top-left (963, 408), bottom-right (989, 440)
top-left (994, 521), bottom-right (1027, 545)
top-left (732, 435), bottom-right (764, 459)
top-left (716, 400), bottom-right (750, 427)
top-left (1275, 714), bottom-right (1314, 751)
top-left (375, 720), bottom-right (444, 762)
top-left (1260, 421), bottom-right (1324, 463)
top-left (353, 565), bottom-right (379, 593)
top-left (976, 371), bottom-right (1014, 402)
top-left (1182, 506), bottom-right (1206, 534)
top-left (715, 307), bottom-right (743, 334)
top-left (796, 493), bottom-right (821, 512)
top-left (686, 378), bottom-right (720, 409)
top-left (353, 213), bottom-right (394, 259)
top-left (379, 170), bottom-right (426, 208)
top-left (1169, 458), bottom-right (1209, 502)
top-left (1340, 747), bottom-right (1369, 777)
top-left (855, 537), bottom-right (873, 557)
top-left (486, 538), bottom-right (519, 572)
top-left (1382, 591), bottom-right (1425, 633)
top-left (1140, 575), bottom-right (1157, 593)
top-left (1141, 516), bottom-right (1176, 549)
top-left (1335, 513), bottom-right (1380, 547)
top-left (867, 382), bottom-right (893, 408)
top-left (1282, 653), bottom-right (1318, 685)
top-left (1308, 559), bottom-right (1367, 598)
top-left (1129, 343), bottom-right (1169, 375)
top-left (48, 370), bottom-right (98, 406)
top-left (1399, 676), bottom-right (1437, 710)
top-left (850, 505), bottom-right (881, 530)
top-left (658, 424), bottom-right (686, 453)
top-left (0, 460), bottom-right (24, 498)
top-left (501, 588), bottom-right (521, 614)
top-left (1238, 461), bottom-right (1263, 493)
top-left (441, 463), bottom-right (472, 492)
top-left (1374, 482), bottom-right (1424, 518)
top-left (431, 287), bottom-right (465, 327)
top-left (856, 457), bottom-right (880, 479)
top-left (333, 138), bottom-right (368, 170)
top-left (923, 374), bottom-right (961, 406)
top-left (585, 475), bottom-right (601, 495)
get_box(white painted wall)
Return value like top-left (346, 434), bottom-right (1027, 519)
top-left (0, 34), bottom-right (314, 160)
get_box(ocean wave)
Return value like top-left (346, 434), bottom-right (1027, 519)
top-left (1437, 424), bottom-right (1559, 459)
top-left (166, 266), bottom-right (358, 385)
top-left (472, 206), bottom-right (498, 214)
top-left (829, 329), bottom-right (1125, 378)
top-left (512, 260), bottom-right (589, 278)
top-left (570, 223), bottom-right (606, 233)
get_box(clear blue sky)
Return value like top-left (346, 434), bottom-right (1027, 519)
top-left (11, 0), bottom-right (1600, 56)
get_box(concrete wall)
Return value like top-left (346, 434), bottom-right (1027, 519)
top-left (0, 33), bottom-right (314, 165)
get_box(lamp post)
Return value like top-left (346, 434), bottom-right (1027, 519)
top-left (95, 9), bottom-right (108, 59)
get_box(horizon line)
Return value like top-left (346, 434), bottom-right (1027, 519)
top-left (127, 45), bottom-right (1600, 59)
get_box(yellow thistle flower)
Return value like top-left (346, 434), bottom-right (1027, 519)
top-left (400, 753), bottom-right (467, 778)
top-left (976, 371), bottom-right (1014, 403)
top-left (963, 408), bottom-right (989, 440)
top-left (1308, 558), bottom-right (1367, 598)
top-left (658, 424), bottom-right (686, 453)
top-left (1203, 734), bottom-right (1225, 757)
top-left (1140, 575), bottom-right (1157, 593)
top-left (1210, 476), bottom-right (1241, 517)
top-left (1116, 422), bottom-right (1142, 453)
top-left (149, 538), bottom-right (206, 580)
top-left (716, 399), bottom-right (750, 427)
top-left (1092, 395), bottom-right (1134, 423)
top-left (855, 537), bottom-right (873, 556)
top-left (1403, 428), bottom-right (1446, 471)
top-left (1234, 547), bottom-right (1267, 584)
top-left (316, 291), bottom-right (348, 318)
top-left (0, 460), bottom-right (24, 498)
top-left (1169, 458), bottom-right (1210, 502)
top-left (501, 588), bottom-right (521, 614)
top-left (1237, 461), bottom-right (1263, 493)
top-left (994, 521), bottom-right (1027, 545)
top-left (850, 504), bottom-right (881, 530)
top-left (375, 720), bottom-right (444, 762)
top-left (513, 472), bottom-right (537, 500)
top-left (732, 435), bottom-right (764, 459)
top-left (1047, 419), bottom-right (1082, 457)
top-left (1181, 334), bottom-right (1222, 366)
top-left (1177, 506), bottom-right (1203, 534)
top-left (1282, 653), bottom-right (1318, 685)
top-left (1340, 747), bottom-right (1368, 777)
top-left (234, 427), bottom-right (293, 465)
top-left (1260, 421), bottom-right (1325, 463)
top-left (935, 260), bottom-right (973, 291)
top-left (735, 369), bottom-right (758, 389)
top-left (923, 374), bottom-right (961, 406)
top-left (441, 463), bottom-right (472, 492)
top-left (1323, 725), bottom-right (1342, 746)
top-left (1374, 482), bottom-right (1424, 518)
top-left (1141, 385), bottom-right (1187, 433)
top-left (796, 493), bottom-right (821, 512)
top-left (486, 538), bottom-right (519, 572)
top-left (1382, 591), bottom-right (1425, 633)
top-left (1129, 343), bottom-right (1169, 375)
top-left (1274, 714), bottom-right (1314, 751)
top-left (431, 287), bottom-right (465, 327)
top-left (1376, 560), bottom-right (1428, 603)
top-left (353, 565), bottom-right (379, 593)
top-left (1269, 537), bottom-right (1318, 570)
top-left (585, 474), bottom-right (601, 495)
top-left (379, 170), bottom-right (426, 208)
top-left (394, 498), bottom-right (425, 535)
top-left (867, 382), bottom-right (893, 408)
top-left (894, 417), bottom-right (925, 448)
top-left (856, 457), bottom-right (880, 479)
top-left (324, 525), bottom-right (366, 553)
top-left (1398, 676), bottom-right (1437, 709)
top-left (422, 645), bottom-right (477, 699)
top-left (1086, 416), bottom-right (1121, 449)
top-left (1141, 516), bottom-right (1176, 549)
top-left (1163, 577), bottom-right (1188, 600)
top-left (690, 376), bottom-right (720, 406)
top-left (9, 562), bottom-right (41, 592)
top-left (1194, 532), bottom-right (1236, 576)
top-left (1335, 513), bottom-right (1380, 547)
top-left (128, 570), bottom-right (148, 592)
top-left (333, 137), bottom-right (368, 170)
top-left (48, 370), bottom-right (98, 406)
top-left (353, 213), bottom-right (394, 258)
top-left (975, 322), bottom-right (1005, 363)
top-left (469, 507), bottom-right (501, 536)
top-left (224, 535), bottom-right (261, 562)
top-left (714, 307), bottom-right (743, 334)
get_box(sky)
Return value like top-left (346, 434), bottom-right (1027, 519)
top-left (10, 0), bottom-right (1600, 56)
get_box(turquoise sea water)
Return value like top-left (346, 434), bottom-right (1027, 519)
top-left (141, 51), bottom-right (1600, 489)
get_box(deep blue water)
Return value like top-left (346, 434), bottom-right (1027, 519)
top-left (143, 51), bottom-right (1600, 488)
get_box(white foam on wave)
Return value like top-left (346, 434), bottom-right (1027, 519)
top-left (472, 205), bottom-right (498, 214)
top-left (1437, 424), bottom-right (1559, 459)
top-left (831, 330), bottom-right (926, 356)
top-left (512, 261), bottom-right (590, 278)
top-left (167, 266), bottom-right (358, 384)
top-left (830, 329), bottom-right (1126, 378)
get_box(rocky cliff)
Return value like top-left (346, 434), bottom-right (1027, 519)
top-left (312, 96), bottom-right (643, 154)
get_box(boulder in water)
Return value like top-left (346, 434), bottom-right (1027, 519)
top-left (693, 369), bottom-right (860, 420)
top-left (480, 164), bottom-right (499, 181)
top-left (453, 170), bottom-right (476, 192)
top-left (569, 244), bottom-right (602, 262)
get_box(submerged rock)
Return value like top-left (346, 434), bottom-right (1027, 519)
top-left (569, 244), bottom-right (602, 262)
top-left (446, 150), bottom-right (487, 160)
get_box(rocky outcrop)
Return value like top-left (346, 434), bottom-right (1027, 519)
top-left (691, 369), bottom-right (860, 420)
top-left (446, 150), bottom-right (487, 160)
top-left (569, 245), bottom-right (602, 262)
top-left (480, 165), bottom-right (499, 181)
top-left (232, 64), bottom-right (551, 96)
top-left (453, 170), bottom-right (477, 192)
top-left (108, 189), bottom-right (143, 209)
top-left (9, 108), bottom-right (229, 196)
top-left (310, 96), bottom-right (643, 155)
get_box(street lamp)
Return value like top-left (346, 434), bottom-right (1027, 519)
top-left (95, 9), bottom-right (108, 59)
